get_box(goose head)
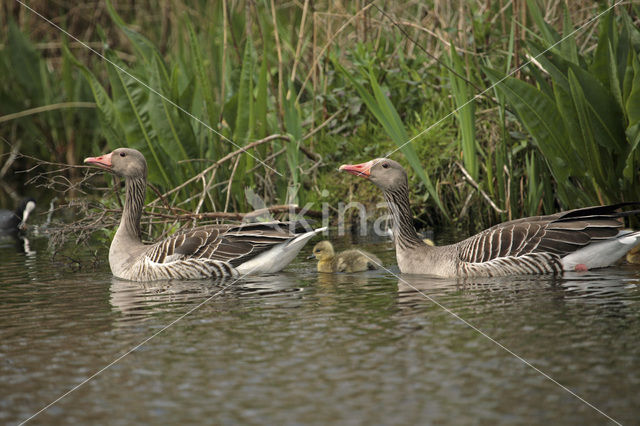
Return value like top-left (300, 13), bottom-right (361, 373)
top-left (84, 148), bottom-right (147, 179)
top-left (307, 240), bottom-right (335, 261)
top-left (339, 158), bottom-right (407, 191)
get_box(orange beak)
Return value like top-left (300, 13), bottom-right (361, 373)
top-left (339, 160), bottom-right (373, 178)
top-left (84, 152), bottom-right (113, 169)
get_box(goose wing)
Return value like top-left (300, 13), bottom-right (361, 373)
top-left (456, 203), bottom-right (639, 264)
top-left (144, 221), bottom-right (306, 266)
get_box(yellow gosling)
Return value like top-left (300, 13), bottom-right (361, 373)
top-left (308, 241), bottom-right (382, 273)
top-left (627, 244), bottom-right (640, 264)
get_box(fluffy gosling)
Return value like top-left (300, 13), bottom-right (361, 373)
top-left (308, 240), bottom-right (382, 273)
top-left (627, 244), bottom-right (640, 264)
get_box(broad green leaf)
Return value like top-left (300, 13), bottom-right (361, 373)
top-left (615, 10), bottom-right (631, 89)
top-left (106, 0), bottom-right (166, 75)
top-left (485, 68), bottom-right (570, 182)
top-left (623, 123), bottom-right (640, 180)
top-left (623, 46), bottom-right (637, 106)
top-left (526, 0), bottom-right (561, 47)
top-left (148, 56), bottom-right (196, 178)
top-left (528, 65), bottom-right (554, 100)
top-left (567, 64), bottom-right (626, 154)
top-left (568, 69), bottom-right (614, 193)
top-left (527, 41), bottom-right (570, 92)
top-left (553, 84), bottom-right (585, 167)
top-left (105, 50), bottom-right (170, 186)
top-left (64, 45), bottom-right (124, 148)
top-left (560, 4), bottom-right (579, 65)
top-left (626, 54), bottom-right (640, 128)
top-left (591, 10), bottom-right (613, 87)
top-left (608, 42), bottom-right (624, 111)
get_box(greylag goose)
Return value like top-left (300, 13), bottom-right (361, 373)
top-left (340, 158), bottom-right (640, 277)
top-left (0, 198), bottom-right (36, 232)
top-left (308, 240), bottom-right (382, 273)
top-left (84, 148), bottom-right (325, 281)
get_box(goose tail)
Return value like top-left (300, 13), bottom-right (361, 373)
top-left (235, 226), bottom-right (327, 275)
top-left (561, 230), bottom-right (640, 271)
top-left (284, 226), bottom-right (328, 251)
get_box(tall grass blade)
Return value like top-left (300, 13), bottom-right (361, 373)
top-left (186, 18), bottom-right (218, 138)
top-left (448, 45), bottom-right (477, 180)
top-left (283, 82), bottom-right (302, 205)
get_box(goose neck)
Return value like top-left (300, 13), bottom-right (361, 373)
top-left (383, 184), bottom-right (423, 249)
top-left (119, 175), bottom-right (146, 241)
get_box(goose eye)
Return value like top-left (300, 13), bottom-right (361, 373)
top-left (120, 152), bottom-right (126, 157)
top-left (382, 162), bottom-right (389, 168)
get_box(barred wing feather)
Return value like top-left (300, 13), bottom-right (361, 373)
top-left (144, 221), bottom-right (305, 266)
top-left (456, 205), bottom-right (631, 269)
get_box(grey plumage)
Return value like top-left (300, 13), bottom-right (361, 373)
top-left (85, 148), bottom-right (322, 281)
top-left (340, 158), bottom-right (640, 278)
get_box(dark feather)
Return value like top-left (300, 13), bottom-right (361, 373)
top-left (144, 220), bottom-right (303, 266)
top-left (457, 203), bottom-right (634, 264)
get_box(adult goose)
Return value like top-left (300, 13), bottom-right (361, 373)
top-left (308, 240), bottom-right (382, 273)
top-left (0, 197), bottom-right (36, 232)
top-left (340, 158), bottom-right (640, 278)
top-left (84, 148), bottom-right (325, 282)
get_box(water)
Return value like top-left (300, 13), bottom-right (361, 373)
top-left (2, 233), bottom-right (640, 425)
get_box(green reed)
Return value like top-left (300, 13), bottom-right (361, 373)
top-left (2, 1), bottom-right (638, 233)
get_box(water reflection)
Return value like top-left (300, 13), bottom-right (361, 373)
top-left (110, 277), bottom-right (232, 325)
top-left (0, 234), bottom-right (39, 288)
top-left (393, 269), bottom-right (640, 321)
top-left (0, 233), bottom-right (36, 256)
top-left (2, 235), bottom-right (640, 424)
top-left (109, 273), bottom-right (307, 326)
top-left (397, 268), bottom-right (638, 294)
top-left (314, 270), bottom-right (379, 289)
top-left (561, 266), bottom-right (640, 304)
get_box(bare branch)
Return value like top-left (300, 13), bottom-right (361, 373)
top-left (455, 161), bottom-right (506, 214)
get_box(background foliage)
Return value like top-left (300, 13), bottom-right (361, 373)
top-left (1, 0), bottom-right (639, 235)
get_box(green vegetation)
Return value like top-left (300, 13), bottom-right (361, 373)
top-left (1, 1), bottom-right (639, 235)
top-left (487, 1), bottom-right (640, 210)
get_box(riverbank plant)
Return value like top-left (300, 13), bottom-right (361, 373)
top-left (1, 1), bottom-right (638, 236)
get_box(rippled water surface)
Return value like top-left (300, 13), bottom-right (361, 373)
top-left (2, 233), bottom-right (640, 425)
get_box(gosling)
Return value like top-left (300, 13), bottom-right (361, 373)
top-left (308, 240), bottom-right (382, 273)
top-left (627, 244), bottom-right (640, 264)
